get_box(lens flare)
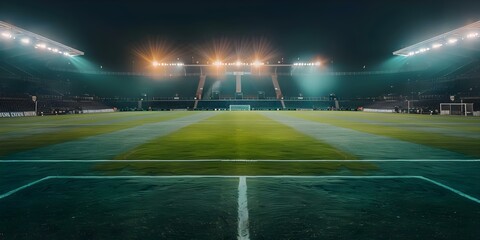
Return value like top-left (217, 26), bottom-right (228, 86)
top-left (252, 37), bottom-right (278, 63)
top-left (133, 38), bottom-right (181, 69)
top-left (196, 38), bottom-right (233, 65)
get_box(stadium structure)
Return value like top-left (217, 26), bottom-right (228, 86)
top-left (1, 20), bottom-right (479, 116)
top-left (1, 18), bottom-right (480, 240)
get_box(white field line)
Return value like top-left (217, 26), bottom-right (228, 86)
top-left (0, 177), bottom-right (50, 200)
top-left (237, 177), bottom-right (250, 240)
top-left (0, 175), bottom-right (478, 205)
top-left (419, 176), bottom-right (480, 204)
top-left (1, 159), bottom-right (480, 163)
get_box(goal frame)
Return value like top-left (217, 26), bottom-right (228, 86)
top-left (229, 105), bottom-right (251, 111)
top-left (439, 103), bottom-right (474, 116)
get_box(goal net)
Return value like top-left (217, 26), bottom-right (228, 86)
top-left (440, 103), bottom-right (474, 116)
top-left (229, 105), bottom-right (251, 111)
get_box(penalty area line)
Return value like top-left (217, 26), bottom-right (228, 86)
top-left (0, 176), bottom-right (51, 200)
top-left (0, 175), bottom-right (478, 204)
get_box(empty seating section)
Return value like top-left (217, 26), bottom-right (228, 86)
top-left (283, 101), bottom-right (334, 110)
top-left (37, 99), bottom-right (111, 114)
top-left (144, 101), bottom-right (195, 110)
top-left (196, 100), bottom-right (282, 110)
top-left (240, 76), bottom-right (276, 98)
top-left (0, 99), bottom-right (34, 112)
top-left (0, 44), bottom-right (479, 113)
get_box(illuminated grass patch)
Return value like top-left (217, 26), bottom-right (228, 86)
top-left (115, 112), bottom-right (354, 160)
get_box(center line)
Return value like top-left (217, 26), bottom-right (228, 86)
top-left (237, 176), bottom-right (250, 240)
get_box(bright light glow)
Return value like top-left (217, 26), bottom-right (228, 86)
top-left (20, 38), bottom-right (30, 44)
top-left (448, 38), bottom-right (458, 44)
top-left (432, 43), bottom-right (443, 49)
top-left (467, 32), bottom-right (478, 38)
top-left (36, 43), bottom-right (46, 49)
top-left (52, 48), bottom-right (58, 53)
top-left (408, 52), bottom-right (415, 56)
top-left (213, 61), bottom-right (223, 66)
top-left (152, 62), bottom-right (184, 67)
top-left (294, 62), bottom-right (320, 66)
top-left (235, 61), bottom-right (242, 66)
top-left (418, 48), bottom-right (430, 53)
top-left (1, 32), bottom-right (12, 38)
top-left (252, 60), bottom-right (264, 66)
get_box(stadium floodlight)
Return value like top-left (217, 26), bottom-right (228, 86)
top-left (36, 43), bottom-right (46, 49)
top-left (252, 60), bottom-right (264, 66)
top-left (448, 38), bottom-right (458, 44)
top-left (293, 62), bottom-right (321, 66)
top-left (466, 32), bottom-right (478, 38)
top-left (1, 31), bottom-right (12, 38)
top-left (419, 48), bottom-right (430, 53)
top-left (235, 60), bottom-right (242, 66)
top-left (152, 61), bottom-right (159, 67)
top-left (20, 38), bottom-right (30, 44)
top-left (0, 21), bottom-right (83, 56)
top-left (393, 20), bottom-right (480, 56)
top-left (213, 61), bottom-right (223, 66)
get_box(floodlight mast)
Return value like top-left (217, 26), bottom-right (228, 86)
top-left (0, 21), bottom-right (84, 56)
top-left (393, 20), bottom-right (480, 57)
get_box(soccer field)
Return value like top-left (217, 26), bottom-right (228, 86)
top-left (1, 111), bottom-right (480, 239)
top-left (1, 111), bottom-right (480, 161)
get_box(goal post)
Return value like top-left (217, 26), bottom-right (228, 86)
top-left (440, 103), bottom-right (474, 116)
top-left (229, 105), bottom-right (251, 111)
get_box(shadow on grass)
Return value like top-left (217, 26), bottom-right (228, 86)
top-left (92, 161), bottom-right (378, 176)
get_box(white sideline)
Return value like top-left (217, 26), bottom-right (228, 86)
top-left (1, 159), bottom-right (480, 163)
top-left (0, 176), bottom-right (50, 200)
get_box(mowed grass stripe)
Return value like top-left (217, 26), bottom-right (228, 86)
top-left (0, 112), bottom-right (157, 137)
top-left (0, 112), bottom-right (194, 157)
top-left (115, 112), bottom-right (355, 160)
top-left (5, 112), bottom-right (216, 160)
top-left (94, 161), bottom-right (377, 176)
top-left (292, 111), bottom-right (480, 158)
top-left (328, 112), bottom-right (480, 133)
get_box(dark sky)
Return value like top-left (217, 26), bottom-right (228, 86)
top-left (1, 0), bottom-right (480, 70)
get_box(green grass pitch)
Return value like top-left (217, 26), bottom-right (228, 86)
top-left (1, 111), bottom-right (479, 175)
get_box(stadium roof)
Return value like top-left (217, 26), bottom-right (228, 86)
top-left (0, 21), bottom-right (84, 56)
top-left (393, 21), bottom-right (480, 57)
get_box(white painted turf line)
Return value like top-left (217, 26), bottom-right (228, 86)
top-left (0, 175), bottom-right (479, 204)
top-left (0, 177), bottom-right (50, 200)
top-left (261, 112), bottom-right (469, 159)
top-left (419, 176), bottom-right (480, 204)
top-left (1, 159), bottom-right (480, 163)
top-left (237, 176), bottom-right (250, 240)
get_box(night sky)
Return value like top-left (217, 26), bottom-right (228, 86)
top-left (1, 0), bottom-right (480, 70)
